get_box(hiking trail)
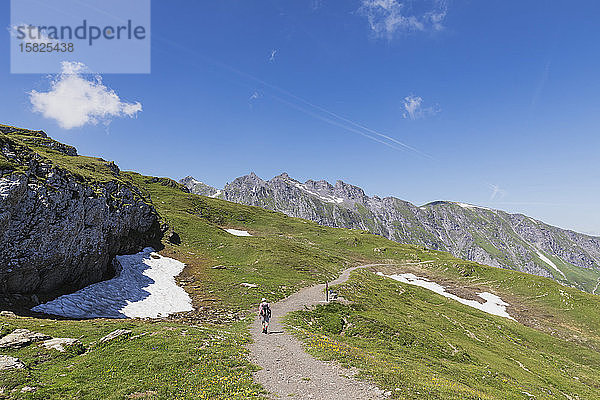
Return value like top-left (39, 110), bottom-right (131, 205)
top-left (248, 265), bottom-right (391, 399)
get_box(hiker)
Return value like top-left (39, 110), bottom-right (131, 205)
top-left (259, 298), bottom-right (271, 334)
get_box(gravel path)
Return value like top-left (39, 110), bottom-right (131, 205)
top-left (248, 265), bottom-right (391, 399)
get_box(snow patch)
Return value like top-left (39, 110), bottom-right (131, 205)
top-left (456, 202), bottom-right (492, 211)
top-left (379, 273), bottom-right (514, 320)
top-left (187, 177), bottom-right (203, 185)
top-left (225, 229), bottom-right (252, 237)
top-left (293, 182), bottom-right (344, 204)
top-left (210, 190), bottom-right (222, 198)
top-left (593, 278), bottom-right (600, 295)
top-left (535, 250), bottom-right (566, 279)
top-left (32, 248), bottom-right (192, 319)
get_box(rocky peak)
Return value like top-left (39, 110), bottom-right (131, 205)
top-left (333, 180), bottom-right (367, 203)
top-left (271, 172), bottom-right (301, 186)
top-left (244, 172), bottom-right (265, 184)
top-left (272, 172), bottom-right (291, 180)
top-left (180, 176), bottom-right (200, 185)
top-left (304, 179), bottom-right (334, 192)
top-left (179, 176), bottom-right (217, 196)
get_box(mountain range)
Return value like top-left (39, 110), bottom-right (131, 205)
top-left (181, 173), bottom-right (600, 294)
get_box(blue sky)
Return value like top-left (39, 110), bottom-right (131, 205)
top-left (2, 1), bottom-right (599, 235)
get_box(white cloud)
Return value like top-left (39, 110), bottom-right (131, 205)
top-left (489, 184), bottom-right (507, 201)
top-left (249, 91), bottom-right (262, 109)
top-left (249, 91), bottom-right (261, 101)
top-left (403, 95), bottom-right (422, 119)
top-left (269, 49), bottom-right (277, 63)
top-left (359, 0), bottom-right (447, 39)
top-left (29, 61), bottom-right (142, 129)
top-left (402, 95), bottom-right (439, 119)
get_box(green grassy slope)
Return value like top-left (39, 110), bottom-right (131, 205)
top-left (0, 317), bottom-right (263, 399)
top-left (287, 270), bottom-right (600, 399)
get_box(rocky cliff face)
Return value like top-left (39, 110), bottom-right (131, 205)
top-left (182, 172), bottom-right (600, 293)
top-left (0, 125), bottom-right (161, 302)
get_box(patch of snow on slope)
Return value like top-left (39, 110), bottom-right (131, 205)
top-left (535, 250), bottom-right (566, 279)
top-left (225, 228), bottom-right (252, 236)
top-left (456, 203), bottom-right (493, 211)
top-left (293, 182), bottom-right (344, 204)
top-left (210, 190), bottom-right (222, 198)
top-left (593, 278), bottom-right (600, 295)
top-left (32, 248), bottom-right (192, 319)
top-left (379, 273), bottom-right (515, 320)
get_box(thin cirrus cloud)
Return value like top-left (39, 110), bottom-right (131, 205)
top-left (249, 91), bottom-right (261, 101)
top-left (249, 91), bottom-right (262, 108)
top-left (402, 95), bottom-right (439, 120)
top-left (269, 49), bottom-right (277, 63)
top-left (29, 61), bottom-right (142, 130)
top-left (358, 0), bottom-right (447, 39)
top-left (488, 184), bottom-right (507, 201)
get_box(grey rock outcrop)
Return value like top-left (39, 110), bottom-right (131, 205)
top-left (182, 172), bottom-right (600, 293)
top-left (0, 355), bottom-right (25, 370)
top-left (98, 329), bottom-right (131, 344)
top-left (0, 329), bottom-right (51, 349)
top-left (41, 338), bottom-right (83, 352)
top-left (0, 126), bottom-right (162, 299)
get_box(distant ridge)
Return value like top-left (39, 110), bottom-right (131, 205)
top-left (181, 173), bottom-right (600, 293)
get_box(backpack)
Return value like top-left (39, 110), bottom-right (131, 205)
top-left (260, 303), bottom-right (271, 318)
